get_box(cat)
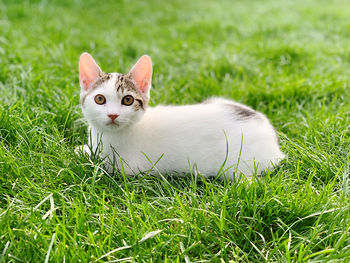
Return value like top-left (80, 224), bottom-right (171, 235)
top-left (76, 52), bottom-right (284, 179)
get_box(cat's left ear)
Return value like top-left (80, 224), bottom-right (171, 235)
top-left (79, 52), bottom-right (102, 92)
top-left (128, 55), bottom-right (152, 96)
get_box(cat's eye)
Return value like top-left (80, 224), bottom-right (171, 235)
top-left (121, 95), bottom-right (134, 106)
top-left (94, 94), bottom-right (106, 105)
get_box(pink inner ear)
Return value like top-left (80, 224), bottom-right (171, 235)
top-left (129, 55), bottom-right (152, 94)
top-left (79, 53), bottom-right (102, 91)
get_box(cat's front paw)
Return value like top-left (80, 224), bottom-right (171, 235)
top-left (74, 145), bottom-right (91, 156)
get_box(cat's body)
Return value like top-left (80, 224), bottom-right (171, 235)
top-left (77, 53), bottom-right (284, 179)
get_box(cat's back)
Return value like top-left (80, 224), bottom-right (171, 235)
top-left (141, 97), bottom-right (267, 129)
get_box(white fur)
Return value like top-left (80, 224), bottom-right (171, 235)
top-left (80, 74), bottom-right (284, 179)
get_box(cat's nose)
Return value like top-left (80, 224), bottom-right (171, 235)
top-left (108, 114), bottom-right (119, 122)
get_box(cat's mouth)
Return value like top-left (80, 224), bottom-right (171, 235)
top-left (106, 120), bottom-right (125, 129)
top-left (107, 121), bottom-right (119, 126)
top-left (103, 119), bottom-right (128, 129)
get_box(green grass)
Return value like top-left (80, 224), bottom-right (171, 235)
top-left (0, 0), bottom-right (349, 262)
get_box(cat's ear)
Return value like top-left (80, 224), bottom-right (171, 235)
top-left (79, 52), bottom-right (102, 91)
top-left (128, 55), bottom-right (152, 95)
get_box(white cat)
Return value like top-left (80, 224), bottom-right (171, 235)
top-left (77, 52), bottom-right (284, 179)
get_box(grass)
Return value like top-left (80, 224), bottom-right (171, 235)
top-left (0, 0), bottom-right (349, 261)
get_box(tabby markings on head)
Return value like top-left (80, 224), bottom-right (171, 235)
top-left (115, 74), bottom-right (147, 110)
top-left (116, 74), bottom-right (125, 93)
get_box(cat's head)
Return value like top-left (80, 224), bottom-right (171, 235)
top-left (79, 53), bottom-right (152, 132)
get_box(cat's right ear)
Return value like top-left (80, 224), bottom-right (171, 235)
top-left (79, 52), bottom-right (102, 92)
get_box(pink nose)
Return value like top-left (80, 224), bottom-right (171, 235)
top-left (108, 114), bottom-right (119, 122)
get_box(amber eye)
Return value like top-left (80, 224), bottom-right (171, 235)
top-left (94, 94), bottom-right (106, 105)
top-left (121, 95), bottom-right (134, 106)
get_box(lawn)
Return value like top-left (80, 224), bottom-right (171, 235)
top-left (0, 0), bottom-right (349, 262)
